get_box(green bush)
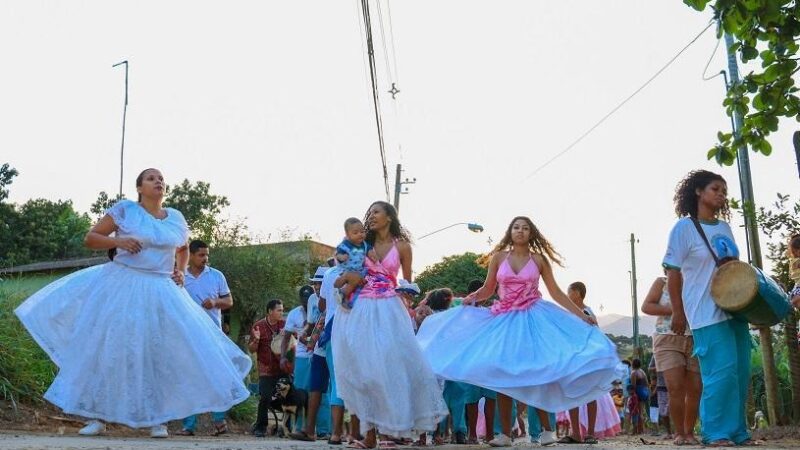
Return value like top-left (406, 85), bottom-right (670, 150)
top-left (228, 395), bottom-right (258, 424)
top-left (0, 278), bottom-right (58, 406)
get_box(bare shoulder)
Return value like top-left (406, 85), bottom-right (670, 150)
top-left (396, 240), bottom-right (412, 252)
top-left (531, 253), bottom-right (548, 267)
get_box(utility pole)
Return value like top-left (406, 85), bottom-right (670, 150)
top-left (629, 233), bottom-right (640, 358)
top-left (112, 60), bottom-right (129, 198)
top-left (724, 31), bottom-right (781, 426)
top-left (393, 163), bottom-right (415, 214)
top-left (793, 131), bottom-right (800, 180)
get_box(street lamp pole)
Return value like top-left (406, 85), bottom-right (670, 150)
top-left (112, 60), bottom-right (128, 198)
top-left (417, 222), bottom-right (484, 240)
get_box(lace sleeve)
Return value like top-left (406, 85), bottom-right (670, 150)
top-left (105, 200), bottom-right (132, 229)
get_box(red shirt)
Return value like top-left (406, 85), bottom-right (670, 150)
top-left (251, 318), bottom-right (287, 377)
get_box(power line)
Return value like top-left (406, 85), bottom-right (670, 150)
top-left (522, 20), bottom-right (715, 182)
top-left (360, 0), bottom-right (392, 201)
top-left (384, 0), bottom-right (401, 84)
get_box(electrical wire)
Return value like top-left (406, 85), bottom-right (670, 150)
top-left (522, 20), bottom-right (715, 182)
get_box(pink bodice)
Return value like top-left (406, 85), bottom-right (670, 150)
top-left (490, 256), bottom-right (543, 314)
top-left (358, 244), bottom-right (400, 299)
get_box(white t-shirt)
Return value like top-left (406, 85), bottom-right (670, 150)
top-left (184, 265), bottom-right (231, 328)
top-left (662, 217), bottom-right (738, 330)
top-left (307, 293), bottom-right (321, 324)
top-left (285, 305), bottom-right (310, 359)
top-left (313, 266), bottom-right (343, 357)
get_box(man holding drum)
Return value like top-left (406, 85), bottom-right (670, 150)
top-left (662, 170), bottom-right (752, 447)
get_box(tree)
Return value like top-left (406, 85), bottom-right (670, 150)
top-left (163, 179), bottom-right (231, 245)
top-left (1, 199), bottom-right (92, 267)
top-left (415, 252), bottom-right (488, 296)
top-left (0, 163), bottom-right (18, 203)
top-left (90, 191), bottom-right (126, 218)
top-left (683, 1), bottom-right (800, 165)
top-left (746, 193), bottom-right (800, 423)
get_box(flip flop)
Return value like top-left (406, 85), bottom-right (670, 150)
top-left (328, 438), bottom-right (344, 445)
top-left (738, 439), bottom-right (762, 447)
top-left (584, 435), bottom-right (598, 444)
top-left (212, 424), bottom-right (228, 436)
top-left (176, 429), bottom-right (194, 436)
top-left (706, 439), bottom-right (735, 447)
top-left (557, 436), bottom-right (582, 444)
top-left (348, 440), bottom-right (376, 449)
top-left (378, 441), bottom-right (397, 448)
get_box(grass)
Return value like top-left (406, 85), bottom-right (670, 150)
top-left (0, 274), bottom-right (61, 409)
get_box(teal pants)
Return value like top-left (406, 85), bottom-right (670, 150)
top-left (439, 381), bottom-right (469, 434)
top-left (493, 400), bottom-right (517, 435)
top-left (527, 406), bottom-right (556, 441)
top-left (692, 318), bottom-right (751, 444)
top-left (182, 411), bottom-right (226, 431)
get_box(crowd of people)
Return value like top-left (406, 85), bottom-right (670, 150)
top-left (13, 167), bottom-right (800, 447)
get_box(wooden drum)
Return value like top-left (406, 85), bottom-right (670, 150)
top-left (710, 260), bottom-right (791, 327)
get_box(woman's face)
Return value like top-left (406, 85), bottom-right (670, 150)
top-left (696, 180), bottom-right (728, 213)
top-left (510, 219), bottom-right (531, 246)
top-left (366, 204), bottom-right (390, 231)
top-left (137, 169), bottom-right (165, 200)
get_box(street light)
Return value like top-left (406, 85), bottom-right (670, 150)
top-left (417, 222), bottom-right (484, 240)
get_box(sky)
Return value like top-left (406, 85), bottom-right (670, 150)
top-left (2, 1), bottom-right (798, 317)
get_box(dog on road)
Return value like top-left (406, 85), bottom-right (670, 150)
top-left (271, 376), bottom-right (308, 437)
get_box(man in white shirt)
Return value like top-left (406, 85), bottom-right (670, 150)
top-left (179, 240), bottom-right (233, 436)
top-left (291, 264), bottom-right (345, 444)
top-left (282, 285), bottom-right (314, 432)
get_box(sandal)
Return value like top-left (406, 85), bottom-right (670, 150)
top-left (348, 440), bottom-right (376, 449)
top-left (584, 435), bottom-right (598, 444)
top-left (212, 424), bottom-right (228, 436)
top-left (557, 436), bottom-right (582, 444)
top-left (706, 439), bottom-right (735, 447)
top-left (176, 429), bottom-right (194, 436)
top-left (329, 438), bottom-right (344, 445)
top-left (378, 441), bottom-right (397, 448)
top-left (290, 431), bottom-right (316, 442)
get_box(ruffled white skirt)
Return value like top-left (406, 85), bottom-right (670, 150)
top-left (14, 262), bottom-right (252, 428)
top-left (416, 301), bottom-right (619, 413)
top-left (332, 296), bottom-right (448, 437)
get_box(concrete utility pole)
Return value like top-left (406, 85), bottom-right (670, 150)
top-left (112, 60), bottom-right (129, 198)
top-left (393, 164), bottom-right (415, 214)
top-left (724, 31), bottom-right (781, 426)
top-left (629, 233), bottom-right (641, 358)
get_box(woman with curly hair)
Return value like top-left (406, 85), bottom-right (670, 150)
top-left (331, 201), bottom-right (447, 448)
top-left (662, 169), bottom-right (751, 446)
top-left (417, 216), bottom-right (619, 447)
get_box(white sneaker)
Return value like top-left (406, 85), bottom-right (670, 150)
top-left (540, 430), bottom-right (557, 446)
top-left (150, 424), bottom-right (169, 438)
top-left (78, 420), bottom-right (105, 436)
top-left (489, 434), bottom-right (513, 447)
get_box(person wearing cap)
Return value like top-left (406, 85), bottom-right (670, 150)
top-left (396, 279), bottom-right (421, 330)
top-left (282, 285), bottom-right (315, 432)
top-left (292, 264), bottom-right (344, 444)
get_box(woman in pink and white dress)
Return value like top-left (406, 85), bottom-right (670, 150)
top-left (332, 201), bottom-right (447, 448)
top-left (417, 216), bottom-right (619, 446)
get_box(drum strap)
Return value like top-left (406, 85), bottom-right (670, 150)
top-left (690, 218), bottom-right (721, 267)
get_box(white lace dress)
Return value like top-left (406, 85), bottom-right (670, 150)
top-left (14, 200), bottom-right (252, 428)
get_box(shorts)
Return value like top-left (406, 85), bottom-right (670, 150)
top-left (308, 353), bottom-right (330, 393)
top-left (653, 334), bottom-right (700, 373)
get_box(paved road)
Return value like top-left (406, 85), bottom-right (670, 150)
top-left (0, 432), bottom-right (796, 450)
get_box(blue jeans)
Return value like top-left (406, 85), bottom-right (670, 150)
top-left (182, 411), bottom-right (226, 431)
top-left (692, 319), bottom-right (751, 444)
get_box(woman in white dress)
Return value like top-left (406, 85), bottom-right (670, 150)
top-left (417, 216), bottom-right (619, 446)
top-left (14, 168), bottom-right (251, 437)
top-left (332, 201), bottom-right (448, 448)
